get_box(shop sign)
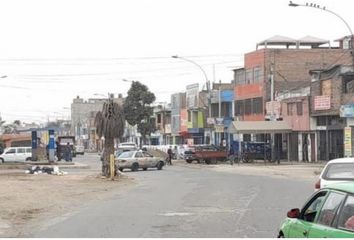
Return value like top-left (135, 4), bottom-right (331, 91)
top-left (344, 127), bottom-right (352, 157)
top-left (314, 95), bottom-right (331, 110)
top-left (340, 104), bottom-right (354, 118)
top-left (215, 124), bottom-right (224, 133)
top-left (207, 117), bottom-right (215, 125)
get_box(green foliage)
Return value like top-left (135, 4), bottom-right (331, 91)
top-left (123, 81), bottom-right (156, 137)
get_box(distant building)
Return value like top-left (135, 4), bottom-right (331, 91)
top-left (71, 94), bottom-right (124, 150)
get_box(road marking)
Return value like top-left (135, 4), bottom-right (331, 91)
top-left (159, 212), bottom-right (193, 217)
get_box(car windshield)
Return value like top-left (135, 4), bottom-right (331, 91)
top-left (324, 163), bottom-right (354, 180)
top-left (118, 151), bottom-right (135, 158)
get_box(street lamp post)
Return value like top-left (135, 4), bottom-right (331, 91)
top-left (171, 55), bottom-right (212, 117)
top-left (288, 1), bottom-right (353, 50)
top-left (172, 55), bottom-right (212, 145)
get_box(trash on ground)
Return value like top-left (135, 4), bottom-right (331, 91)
top-left (25, 166), bottom-right (68, 175)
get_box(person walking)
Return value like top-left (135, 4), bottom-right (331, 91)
top-left (167, 147), bottom-right (173, 165)
top-left (64, 142), bottom-right (72, 162)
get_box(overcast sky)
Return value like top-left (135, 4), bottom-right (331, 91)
top-left (0, 0), bottom-right (352, 123)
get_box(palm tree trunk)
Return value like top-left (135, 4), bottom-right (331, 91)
top-left (102, 137), bottom-right (114, 177)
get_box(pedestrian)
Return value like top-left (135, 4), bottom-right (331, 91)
top-left (167, 146), bottom-right (173, 165)
top-left (64, 142), bottom-right (72, 162)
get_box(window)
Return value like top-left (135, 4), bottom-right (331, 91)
top-left (135, 152), bottom-right (144, 158)
top-left (235, 100), bottom-right (244, 116)
top-left (301, 191), bottom-right (327, 222)
top-left (17, 148), bottom-right (25, 153)
top-left (142, 152), bottom-right (153, 158)
top-left (287, 103), bottom-right (294, 116)
top-left (246, 69), bottom-right (253, 84)
top-left (317, 192), bottom-right (345, 226)
top-left (252, 97), bottom-right (263, 114)
top-left (343, 77), bottom-right (354, 94)
top-left (26, 148), bottom-right (31, 153)
top-left (245, 99), bottom-right (252, 115)
top-left (323, 163), bottom-right (354, 180)
top-left (321, 79), bottom-right (331, 96)
top-left (188, 110), bottom-right (191, 122)
top-left (338, 195), bottom-right (354, 231)
top-left (253, 67), bottom-right (262, 84)
top-left (297, 102), bottom-right (303, 116)
top-left (6, 149), bottom-right (16, 154)
top-left (157, 114), bottom-right (162, 124)
top-left (235, 69), bottom-right (245, 85)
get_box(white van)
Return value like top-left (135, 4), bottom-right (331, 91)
top-left (0, 147), bottom-right (32, 163)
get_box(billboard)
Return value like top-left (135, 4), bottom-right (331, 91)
top-left (340, 104), bottom-right (354, 117)
top-left (186, 83), bottom-right (199, 108)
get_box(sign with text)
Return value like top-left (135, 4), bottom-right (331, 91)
top-left (186, 83), bottom-right (199, 108)
top-left (215, 124), bottom-right (224, 133)
top-left (314, 95), bottom-right (331, 111)
top-left (340, 104), bottom-right (354, 118)
top-left (344, 127), bottom-right (352, 157)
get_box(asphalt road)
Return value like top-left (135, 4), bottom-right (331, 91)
top-left (33, 153), bottom-right (314, 238)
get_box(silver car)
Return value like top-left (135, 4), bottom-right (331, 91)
top-left (116, 150), bottom-right (165, 172)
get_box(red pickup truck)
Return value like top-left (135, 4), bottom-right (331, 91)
top-left (194, 145), bottom-right (228, 164)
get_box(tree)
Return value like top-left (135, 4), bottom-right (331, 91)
top-left (95, 97), bottom-right (125, 178)
top-left (123, 81), bottom-right (156, 146)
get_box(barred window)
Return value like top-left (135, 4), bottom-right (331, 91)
top-left (252, 97), bottom-right (263, 114)
top-left (253, 67), bottom-right (262, 84)
top-left (246, 69), bottom-right (253, 84)
top-left (235, 100), bottom-right (244, 116)
top-left (245, 99), bottom-right (252, 115)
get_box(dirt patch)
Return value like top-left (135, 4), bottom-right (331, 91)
top-left (0, 171), bottom-right (135, 237)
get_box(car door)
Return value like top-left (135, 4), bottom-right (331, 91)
top-left (16, 147), bottom-right (26, 161)
top-left (4, 148), bottom-right (16, 162)
top-left (135, 152), bottom-right (145, 167)
top-left (143, 151), bottom-right (155, 167)
top-left (307, 190), bottom-right (346, 237)
top-left (325, 194), bottom-right (354, 237)
top-left (288, 191), bottom-right (328, 237)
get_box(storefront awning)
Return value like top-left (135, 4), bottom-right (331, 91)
top-left (228, 121), bottom-right (292, 134)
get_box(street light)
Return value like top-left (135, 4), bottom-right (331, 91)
top-left (122, 78), bottom-right (134, 83)
top-left (288, 1), bottom-right (353, 49)
top-left (171, 55), bottom-right (211, 117)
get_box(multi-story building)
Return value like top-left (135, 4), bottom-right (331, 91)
top-left (209, 83), bottom-right (234, 146)
top-left (171, 92), bottom-right (187, 145)
top-left (151, 103), bottom-right (171, 145)
top-left (232, 35), bottom-right (352, 160)
top-left (310, 64), bottom-right (354, 161)
top-left (71, 94), bottom-right (124, 150)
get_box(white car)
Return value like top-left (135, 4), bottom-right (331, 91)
top-left (116, 150), bottom-right (165, 172)
top-left (315, 158), bottom-right (354, 190)
top-left (0, 147), bottom-right (32, 163)
top-left (75, 145), bottom-right (85, 155)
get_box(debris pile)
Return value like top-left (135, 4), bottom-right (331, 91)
top-left (25, 166), bottom-right (68, 175)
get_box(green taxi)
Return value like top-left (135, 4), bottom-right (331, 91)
top-left (278, 183), bottom-right (354, 238)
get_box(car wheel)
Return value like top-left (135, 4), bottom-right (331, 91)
top-left (131, 163), bottom-right (139, 172)
top-left (25, 157), bottom-right (32, 161)
top-left (277, 232), bottom-right (284, 238)
top-left (119, 168), bottom-right (123, 172)
top-left (186, 159), bottom-right (192, 164)
top-left (0, 158), bottom-right (3, 163)
top-left (143, 168), bottom-right (147, 171)
top-left (205, 159), bottom-right (211, 165)
top-left (157, 161), bottom-right (164, 170)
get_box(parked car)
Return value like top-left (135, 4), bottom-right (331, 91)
top-left (75, 145), bottom-right (85, 155)
top-left (278, 182), bottom-right (354, 238)
top-left (315, 158), bottom-right (354, 190)
top-left (116, 150), bottom-right (165, 172)
top-left (0, 147), bottom-right (32, 163)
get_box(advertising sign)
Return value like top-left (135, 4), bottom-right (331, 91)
top-left (186, 83), bottom-right (199, 108)
top-left (340, 104), bottom-right (354, 118)
top-left (215, 124), bottom-right (224, 133)
top-left (314, 95), bottom-right (331, 111)
top-left (344, 127), bottom-right (352, 157)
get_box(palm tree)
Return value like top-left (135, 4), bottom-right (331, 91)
top-left (95, 97), bottom-right (125, 177)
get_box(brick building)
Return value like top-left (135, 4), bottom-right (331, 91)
top-left (233, 35), bottom-right (352, 160)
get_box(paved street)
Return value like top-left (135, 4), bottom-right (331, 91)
top-left (30, 153), bottom-right (315, 238)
